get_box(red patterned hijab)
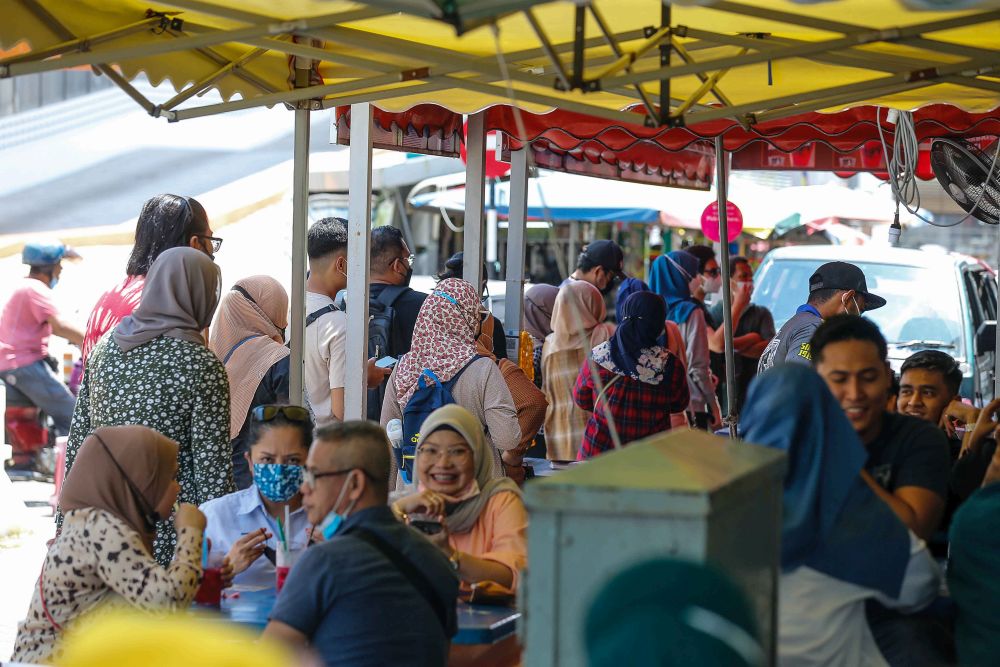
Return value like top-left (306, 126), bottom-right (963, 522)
top-left (393, 278), bottom-right (481, 407)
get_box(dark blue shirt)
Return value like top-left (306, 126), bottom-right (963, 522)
top-left (270, 505), bottom-right (458, 667)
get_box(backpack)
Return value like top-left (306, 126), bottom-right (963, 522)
top-left (398, 356), bottom-right (482, 485)
top-left (366, 286), bottom-right (408, 421)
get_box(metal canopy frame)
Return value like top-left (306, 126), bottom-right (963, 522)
top-left (6, 1), bottom-right (999, 129)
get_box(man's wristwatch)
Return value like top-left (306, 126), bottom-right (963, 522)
top-left (448, 548), bottom-right (461, 572)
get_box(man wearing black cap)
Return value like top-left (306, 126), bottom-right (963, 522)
top-left (757, 261), bottom-right (886, 374)
top-left (562, 240), bottom-right (625, 295)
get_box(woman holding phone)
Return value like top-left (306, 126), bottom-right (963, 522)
top-left (390, 404), bottom-right (527, 598)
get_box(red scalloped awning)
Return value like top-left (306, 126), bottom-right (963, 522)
top-left (335, 103), bottom-right (1000, 186)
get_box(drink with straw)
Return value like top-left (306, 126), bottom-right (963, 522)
top-left (195, 535), bottom-right (224, 606)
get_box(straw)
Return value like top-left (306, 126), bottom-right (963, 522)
top-left (275, 516), bottom-right (286, 555)
top-left (284, 506), bottom-right (291, 555)
top-left (201, 533), bottom-right (209, 569)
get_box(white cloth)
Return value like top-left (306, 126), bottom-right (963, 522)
top-left (777, 531), bottom-right (941, 667)
top-left (199, 487), bottom-right (310, 588)
top-left (304, 291), bottom-right (347, 427)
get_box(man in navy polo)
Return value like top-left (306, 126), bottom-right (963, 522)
top-left (758, 261), bottom-right (886, 373)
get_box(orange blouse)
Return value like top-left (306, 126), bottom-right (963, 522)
top-left (449, 491), bottom-right (528, 595)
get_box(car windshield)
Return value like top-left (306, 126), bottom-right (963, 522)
top-left (751, 259), bottom-right (965, 359)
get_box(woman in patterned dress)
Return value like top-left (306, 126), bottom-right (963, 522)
top-left (63, 247), bottom-right (233, 565)
top-left (13, 426), bottom-right (206, 664)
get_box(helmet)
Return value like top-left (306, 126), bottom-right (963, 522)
top-left (22, 242), bottom-right (78, 267)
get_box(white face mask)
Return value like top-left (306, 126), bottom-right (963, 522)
top-left (703, 275), bottom-right (722, 294)
top-left (842, 294), bottom-right (861, 316)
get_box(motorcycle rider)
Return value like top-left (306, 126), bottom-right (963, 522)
top-left (0, 242), bottom-right (84, 436)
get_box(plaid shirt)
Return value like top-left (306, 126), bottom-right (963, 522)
top-left (573, 355), bottom-right (689, 459)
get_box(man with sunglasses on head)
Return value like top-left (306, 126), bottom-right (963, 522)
top-left (758, 261), bottom-right (885, 374)
top-left (264, 421), bottom-right (458, 667)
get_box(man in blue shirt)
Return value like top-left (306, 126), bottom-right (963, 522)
top-left (263, 421), bottom-right (458, 667)
top-left (758, 261), bottom-right (885, 373)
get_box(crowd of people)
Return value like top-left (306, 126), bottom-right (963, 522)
top-left (2, 192), bottom-right (1000, 666)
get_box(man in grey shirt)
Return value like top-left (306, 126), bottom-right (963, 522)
top-left (758, 261), bottom-right (885, 374)
top-left (264, 422), bottom-right (458, 667)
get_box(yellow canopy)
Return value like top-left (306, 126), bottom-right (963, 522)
top-left (2, 0), bottom-right (999, 125)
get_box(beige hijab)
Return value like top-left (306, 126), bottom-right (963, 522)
top-left (543, 280), bottom-right (616, 359)
top-left (114, 247), bottom-right (220, 353)
top-left (209, 276), bottom-right (290, 438)
top-left (415, 404), bottom-right (521, 534)
top-left (60, 426), bottom-right (179, 554)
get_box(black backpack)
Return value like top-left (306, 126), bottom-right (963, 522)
top-left (366, 286), bottom-right (409, 421)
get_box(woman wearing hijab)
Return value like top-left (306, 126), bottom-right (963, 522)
top-left (542, 280), bottom-right (616, 461)
top-left (523, 284), bottom-right (559, 389)
top-left (585, 558), bottom-right (764, 667)
top-left (649, 251), bottom-right (719, 431)
top-left (209, 276), bottom-right (290, 489)
top-left (391, 405), bottom-right (527, 598)
top-left (64, 246), bottom-right (233, 566)
top-left (741, 365), bottom-right (941, 667)
top-left (574, 292), bottom-right (689, 459)
top-left (13, 426), bottom-right (205, 664)
top-left (381, 278), bottom-right (520, 490)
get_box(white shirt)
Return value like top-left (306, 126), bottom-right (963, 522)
top-left (200, 487), bottom-right (311, 588)
top-left (778, 531), bottom-right (941, 667)
top-left (304, 291), bottom-right (347, 427)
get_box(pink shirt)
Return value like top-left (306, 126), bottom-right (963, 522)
top-left (0, 278), bottom-right (57, 372)
top-left (81, 275), bottom-right (145, 364)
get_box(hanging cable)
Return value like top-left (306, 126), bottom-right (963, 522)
top-left (876, 107), bottom-right (1000, 227)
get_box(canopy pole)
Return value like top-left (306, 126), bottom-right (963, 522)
top-left (464, 111), bottom-right (487, 288)
top-left (505, 149), bottom-right (530, 358)
top-left (288, 61), bottom-right (313, 407)
top-left (715, 136), bottom-right (738, 438)
top-left (994, 221), bottom-right (1000, 402)
top-left (345, 102), bottom-right (374, 421)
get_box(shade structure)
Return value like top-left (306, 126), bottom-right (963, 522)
top-left (4, 1), bottom-right (1000, 125)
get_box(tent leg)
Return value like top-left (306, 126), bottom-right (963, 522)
top-left (715, 136), bottom-right (738, 437)
top-left (994, 221), bottom-right (1000, 402)
top-left (505, 149), bottom-right (530, 358)
top-left (464, 111), bottom-right (487, 288)
top-left (345, 102), bottom-right (374, 420)
top-left (289, 106), bottom-right (311, 406)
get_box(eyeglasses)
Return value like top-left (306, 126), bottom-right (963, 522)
top-left (703, 268), bottom-right (721, 278)
top-left (303, 467), bottom-right (354, 488)
top-left (197, 235), bottom-right (223, 253)
top-left (252, 405), bottom-right (311, 423)
top-left (417, 445), bottom-right (472, 462)
top-left (302, 467), bottom-right (376, 487)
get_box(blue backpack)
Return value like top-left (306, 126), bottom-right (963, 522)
top-left (398, 357), bottom-right (481, 484)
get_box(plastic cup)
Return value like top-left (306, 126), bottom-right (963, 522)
top-left (275, 548), bottom-right (302, 593)
top-left (195, 550), bottom-right (225, 606)
top-left (195, 566), bottom-right (223, 606)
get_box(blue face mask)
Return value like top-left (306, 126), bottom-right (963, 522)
top-left (49, 277), bottom-right (58, 289)
top-left (317, 472), bottom-right (358, 540)
top-left (252, 463), bottom-right (304, 503)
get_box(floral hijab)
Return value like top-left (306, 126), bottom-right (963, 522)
top-left (393, 278), bottom-right (481, 407)
top-left (593, 290), bottom-right (673, 385)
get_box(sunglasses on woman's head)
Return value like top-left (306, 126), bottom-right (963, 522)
top-left (252, 405), bottom-right (311, 423)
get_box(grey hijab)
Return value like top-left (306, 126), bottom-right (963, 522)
top-left (114, 246), bottom-right (221, 353)
top-left (415, 404), bottom-right (521, 534)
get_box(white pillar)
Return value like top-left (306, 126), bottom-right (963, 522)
top-left (464, 112), bottom-right (487, 288)
top-left (505, 149), bottom-right (530, 357)
top-left (345, 103), bottom-right (374, 421)
top-left (289, 107), bottom-right (310, 405)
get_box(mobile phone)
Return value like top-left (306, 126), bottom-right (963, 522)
top-left (375, 356), bottom-right (398, 369)
top-left (410, 519), bottom-right (443, 535)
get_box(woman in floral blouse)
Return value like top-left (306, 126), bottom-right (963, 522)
top-left (14, 426), bottom-right (206, 664)
top-left (573, 291), bottom-right (689, 459)
top-left (63, 246), bottom-right (233, 565)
